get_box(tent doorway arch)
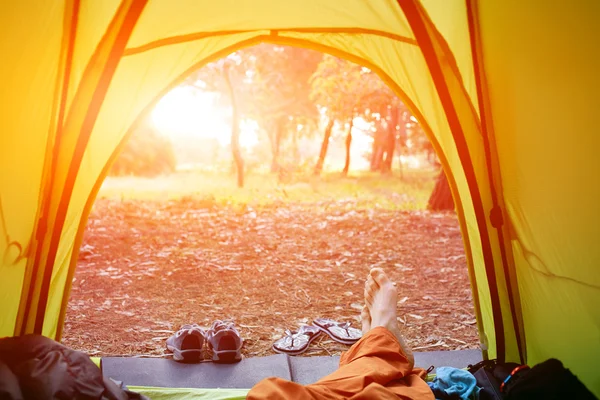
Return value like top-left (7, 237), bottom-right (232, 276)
top-left (61, 32), bottom-right (491, 346)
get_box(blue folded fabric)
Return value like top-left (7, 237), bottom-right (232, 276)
top-left (428, 366), bottom-right (481, 400)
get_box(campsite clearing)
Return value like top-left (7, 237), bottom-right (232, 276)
top-left (62, 173), bottom-right (478, 358)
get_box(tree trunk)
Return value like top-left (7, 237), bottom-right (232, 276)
top-left (381, 106), bottom-right (399, 174)
top-left (370, 126), bottom-right (386, 171)
top-left (269, 116), bottom-right (285, 173)
top-left (291, 124), bottom-right (299, 166)
top-left (314, 118), bottom-right (334, 176)
top-left (428, 170), bottom-right (454, 211)
top-left (397, 154), bottom-right (404, 180)
top-left (223, 66), bottom-right (244, 188)
top-left (396, 109), bottom-right (408, 180)
top-left (342, 118), bottom-right (354, 176)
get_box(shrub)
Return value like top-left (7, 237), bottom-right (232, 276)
top-left (110, 126), bottom-right (177, 177)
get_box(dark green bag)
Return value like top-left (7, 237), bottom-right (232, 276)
top-left (467, 359), bottom-right (598, 400)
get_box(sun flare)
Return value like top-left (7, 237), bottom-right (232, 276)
top-left (152, 86), bottom-right (258, 150)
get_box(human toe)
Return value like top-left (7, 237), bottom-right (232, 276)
top-left (369, 268), bottom-right (392, 288)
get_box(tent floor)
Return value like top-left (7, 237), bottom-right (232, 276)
top-left (102, 349), bottom-right (482, 389)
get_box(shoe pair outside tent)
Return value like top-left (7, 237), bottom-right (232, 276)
top-left (272, 318), bottom-right (362, 356)
top-left (166, 320), bottom-right (243, 363)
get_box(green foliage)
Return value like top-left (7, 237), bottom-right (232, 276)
top-left (173, 48), bottom-right (435, 176)
top-left (110, 125), bottom-right (176, 177)
top-left (250, 45), bottom-right (322, 124)
top-left (188, 45), bottom-right (322, 131)
top-left (310, 55), bottom-right (437, 172)
top-left (310, 55), bottom-right (393, 121)
top-left (188, 45), bottom-right (323, 144)
top-left (100, 169), bottom-right (437, 211)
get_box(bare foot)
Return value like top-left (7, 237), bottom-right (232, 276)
top-left (364, 268), bottom-right (414, 369)
top-left (361, 305), bottom-right (371, 335)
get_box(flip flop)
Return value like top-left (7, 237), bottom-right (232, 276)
top-left (166, 324), bottom-right (206, 362)
top-left (272, 325), bottom-right (322, 356)
top-left (206, 320), bottom-right (243, 363)
top-left (313, 318), bottom-right (362, 345)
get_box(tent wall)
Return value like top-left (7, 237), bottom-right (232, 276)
top-left (6, 0), bottom-right (147, 337)
top-left (420, 0), bottom-right (479, 114)
top-left (474, 0), bottom-right (600, 393)
top-left (0, 2), bottom-right (64, 337)
top-left (400, 0), bottom-right (523, 363)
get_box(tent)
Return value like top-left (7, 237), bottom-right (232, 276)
top-left (1, 0), bottom-right (598, 396)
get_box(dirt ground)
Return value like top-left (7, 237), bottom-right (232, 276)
top-left (62, 197), bottom-right (480, 359)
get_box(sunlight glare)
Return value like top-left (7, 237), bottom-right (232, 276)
top-left (400, 155), bottom-right (421, 169)
top-left (350, 117), bottom-right (374, 170)
top-left (152, 87), bottom-right (222, 137)
top-left (152, 86), bottom-right (258, 151)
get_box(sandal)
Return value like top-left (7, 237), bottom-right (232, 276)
top-left (272, 325), bottom-right (321, 356)
top-left (313, 318), bottom-right (362, 345)
top-left (206, 320), bottom-right (243, 363)
top-left (166, 324), bottom-right (205, 362)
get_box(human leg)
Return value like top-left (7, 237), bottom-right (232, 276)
top-left (247, 268), bottom-right (433, 400)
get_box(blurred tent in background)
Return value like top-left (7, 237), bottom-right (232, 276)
top-left (0, 0), bottom-right (598, 396)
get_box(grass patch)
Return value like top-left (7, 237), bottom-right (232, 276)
top-left (98, 169), bottom-right (438, 211)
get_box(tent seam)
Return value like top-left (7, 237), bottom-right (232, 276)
top-left (466, 0), bottom-right (526, 364)
top-left (123, 27), bottom-right (417, 56)
top-left (33, 0), bottom-right (148, 335)
top-left (17, 0), bottom-right (81, 336)
top-left (397, 0), bottom-right (506, 360)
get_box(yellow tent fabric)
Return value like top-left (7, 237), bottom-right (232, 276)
top-left (0, 0), bottom-right (598, 396)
